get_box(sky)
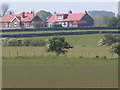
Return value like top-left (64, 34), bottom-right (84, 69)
top-left (1, 0), bottom-right (120, 2)
top-left (1, 0), bottom-right (119, 15)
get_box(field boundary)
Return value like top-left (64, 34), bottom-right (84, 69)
top-left (1, 31), bottom-right (120, 38)
top-left (0, 27), bottom-right (119, 32)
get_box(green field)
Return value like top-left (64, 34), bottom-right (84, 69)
top-left (2, 34), bottom-right (118, 58)
top-left (1, 29), bottom-right (118, 35)
top-left (2, 56), bottom-right (118, 88)
top-left (2, 33), bottom-right (119, 88)
top-left (2, 46), bottom-right (118, 58)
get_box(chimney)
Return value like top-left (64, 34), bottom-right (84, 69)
top-left (85, 11), bottom-right (88, 14)
top-left (68, 10), bottom-right (72, 14)
top-left (22, 12), bottom-right (25, 18)
top-left (54, 11), bottom-right (56, 14)
top-left (10, 11), bottom-right (12, 14)
top-left (31, 11), bottom-right (34, 14)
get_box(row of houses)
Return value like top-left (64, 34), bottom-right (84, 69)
top-left (0, 10), bottom-right (94, 29)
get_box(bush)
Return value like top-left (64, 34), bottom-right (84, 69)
top-left (110, 42), bottom-right (120, 56)
top-left (1, 38), bottom-right (46, 46)
top-left (28, 39), bottom-right (46, 46)
top-left (8, 39), bottom-right (22, 46)
top-left (46, 36), bottom-right (73, 56)
top-left (98, 34), bottom-right (118, 46)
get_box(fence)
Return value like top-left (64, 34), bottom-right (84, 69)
top-left (2, 46), bottom-right (118, 58)
top-left (1, 30), bottom-right (120, 38)
top-left (0, 27), bottom-right (119, 32)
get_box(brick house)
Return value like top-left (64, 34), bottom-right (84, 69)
top-left (0, 12), bottom-right (44, 29)
top-left (47, 10), bottom-right (94, 27)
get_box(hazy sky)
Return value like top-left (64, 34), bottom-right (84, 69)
top-left (1, 1), bottom-right (118, 15)
top-left (2, 0), bottom-right (120, 2)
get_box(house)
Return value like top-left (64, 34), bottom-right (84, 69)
top-left (47, 10), bottom-right (94, 27)
top-left (0, 12), bottom-right (44, 29)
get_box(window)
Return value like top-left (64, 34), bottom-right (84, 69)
top-left (26, 23), bottom-right (28, 27)
top-left (14, 22), bottom-right (17, 26)
top-left (6, 23), bottom-right (8, 27)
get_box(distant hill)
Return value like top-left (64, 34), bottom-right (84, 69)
top-left (88, 10), bottom-right (115, 17)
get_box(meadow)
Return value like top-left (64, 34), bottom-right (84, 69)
top-left (2, 33), bottom-right (119, 88)
top-left (2, 34), bottom-right (118, 58)
top-left (2, 56), bottom-right (118, 88)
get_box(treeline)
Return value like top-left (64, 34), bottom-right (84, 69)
top-left (88, 10), bottom-right (119, 27)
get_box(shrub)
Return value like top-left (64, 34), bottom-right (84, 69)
top-left (1, 38), bottom-right (11, 46)
top-left (29, 39), bottom-right (46, 46)
top-left (110, 42), bottom-right (120, 57)
top-left (22, 39), bottom-right (32, 46)
top-left (98, 34), bottom-right (118, 46)
top-left (1, 38), bottom-right (46, 46)
top-left (8, 39), bottom-right (22, 46)
top-left (46, 36), bottom-right (73, 56)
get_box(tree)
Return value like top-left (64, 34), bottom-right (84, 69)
top-left (107, 17), bottom-right (117, 27)
top-left (98, 34), bottom-right (118, 46)
top-left (110, 43), bottom-right (120, 57)
top-left (88, 10), bottom-right (115, 17)
top-left (0, 3), bottom-right (9, 17)
top-left (117, 16), bottom-right (120, 28)
top-left (46, 36), bottom-right (73, 56)
top-left (92, 14), bottom-right (112, 27)
top-left (88, 10), bottom-right (115, 27)
top-left (37, 10), bottom-right (52, 20)
top-left (37, 10), bottom-right (52, 27)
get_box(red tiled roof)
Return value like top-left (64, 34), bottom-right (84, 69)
top-left (48, 13), bottom-right (86, 22)
top-left (0, 12), bottom-right (37, 22)
top-left (18, 12), bottom-right (37, 22)
top-left (0, 14), bottom-right (16, 22)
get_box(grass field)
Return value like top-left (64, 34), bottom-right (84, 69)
top-left (10, 34), bottom-right (105, 46)
top-left (2, 46), bottom-right (118, 58)
top-left (2, 33), bottom-right (119, 88)
top-left (1, 29), bottom-right (118, 35)
top-left (2, 56), bottom-right (118, 88)
top-left (2, 34), bottom-right (118, 58)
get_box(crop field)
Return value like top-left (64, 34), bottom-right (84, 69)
top-left (2, 56), bottom-right (118, 88)
top-left (2, 33), bottom-right (119, 88)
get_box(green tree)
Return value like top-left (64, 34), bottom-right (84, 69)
top-left (110, 43), bottom-right (120, 57)
top-left (37, 10), bottom-right (52, 20)
top-left (90, 14), bottom-right (112, 27)
top-left (46, 36), bottom-right (73, 56)
top-left (88, 10), bottom-right (115, 17)
top-left (117, 16), bottom-right (120, 28)
top-left (88, 10), bottom-right (115, 27)
top-left (107, 17), bottom-right (117, 27)
top-left (98, 34), bottom-right (118, 46)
